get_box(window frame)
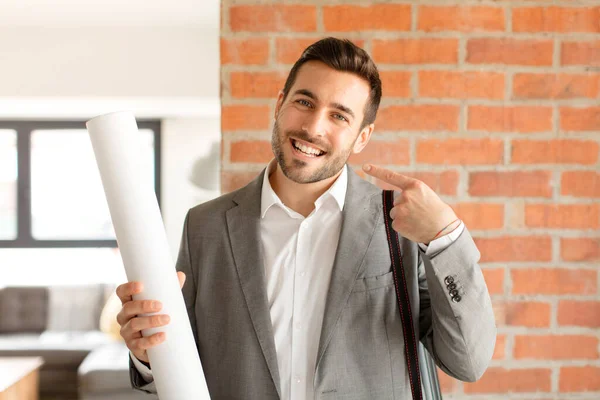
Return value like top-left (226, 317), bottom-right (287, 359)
top-left (0, 120), bottom-right (161, 248)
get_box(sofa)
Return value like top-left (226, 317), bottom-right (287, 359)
top-left (78, 342), bottom-right (157, 400)
top-left (0, 285), bottom-right (157, 400)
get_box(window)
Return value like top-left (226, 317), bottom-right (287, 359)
top-left (0, 120), bottom-right (161, 285)
top-left (0, 130), bottom-right (17, 240)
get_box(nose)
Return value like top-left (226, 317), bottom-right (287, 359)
top-left (301, 110), bottom-right (328, 137)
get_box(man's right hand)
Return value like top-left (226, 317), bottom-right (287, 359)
top-left (116, 271), bottom-right (186, 364)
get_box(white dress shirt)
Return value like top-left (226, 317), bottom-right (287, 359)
top-left (260, 160), bottom-right (347, 400)
top-left (132, 161), bottom-right (464, 400)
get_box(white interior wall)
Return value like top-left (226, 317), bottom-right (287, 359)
top-left (162, 118), bottom-right (220, 255)
top-left (0, 26), bottom-right (218, 97)
top-left (0, 25), bottom-right (220, 267)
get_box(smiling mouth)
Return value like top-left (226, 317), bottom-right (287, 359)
top-left (291, 139), bottom-right (326, 158)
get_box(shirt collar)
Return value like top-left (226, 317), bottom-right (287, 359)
top-left (260, 159), bottom-right (348, 219)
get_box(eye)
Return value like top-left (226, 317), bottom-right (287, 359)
top-left (296, 99), bottom-right (312, 107)
top-left (333, 113), bottom-right (348, 122)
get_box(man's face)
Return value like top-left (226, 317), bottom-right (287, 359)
top-left (272, 61), bottom-right (374, 184)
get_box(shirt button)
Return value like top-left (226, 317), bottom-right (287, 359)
top-left (299, 271), bottom-right (305, 277)
top-left (295, 377), bottom-right (301, 383)
top-left (444, 276), bottom-right (454, 285)
top-left (295, 323), bottom-right (302, 330)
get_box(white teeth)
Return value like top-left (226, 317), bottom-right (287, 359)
top-left (293, 140), bottom-right (324, 156)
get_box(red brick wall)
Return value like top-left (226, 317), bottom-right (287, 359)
top-left (220, 2), bottom-right (600, 397)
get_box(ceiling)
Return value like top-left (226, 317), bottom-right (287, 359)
top-left (0, 0), bottom-right (219, 27)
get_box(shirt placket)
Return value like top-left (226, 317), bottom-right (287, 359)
top-left (290, 217), bottom-right (311, 400)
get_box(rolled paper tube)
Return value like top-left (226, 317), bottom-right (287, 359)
top-left (87, 111), bottom-right (210, 400)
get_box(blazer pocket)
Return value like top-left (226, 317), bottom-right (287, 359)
top-left (352, 270), bottom-right (395, 292)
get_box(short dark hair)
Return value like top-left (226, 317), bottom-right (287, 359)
top-left (281, 37), bottom-right (382, 130)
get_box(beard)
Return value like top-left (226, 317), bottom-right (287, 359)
top-left (271, 119), bottom-right (353, 184)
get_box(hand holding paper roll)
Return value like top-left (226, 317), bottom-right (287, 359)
top-left (87, 111), bottom-right (211, 399)
top-left (116, 271), bottom-right (186, 364)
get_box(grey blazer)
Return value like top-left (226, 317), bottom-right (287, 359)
top-left (131, 168), bottom-right (496, 399)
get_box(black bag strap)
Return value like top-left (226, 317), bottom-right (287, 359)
top-left (382, 189), bottom-right (423, 400)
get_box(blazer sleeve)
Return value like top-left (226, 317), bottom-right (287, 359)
top-left (129, 356), bottom-right (157, 394)
top-left (129, 210), bottom-right (200, 393)
top-left (417, 227), bottom-right (496, 382)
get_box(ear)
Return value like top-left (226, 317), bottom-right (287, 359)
top-left (274, 91), bottom-right (285, 120)
top-left (352, 123), bottom-right (375, 154)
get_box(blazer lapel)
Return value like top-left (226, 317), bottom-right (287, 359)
top-left (226, 170), bottom-right (281, 397)
top-left (316, 168), bottom-right (381, 368)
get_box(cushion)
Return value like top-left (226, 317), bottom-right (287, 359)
top-left (99, 291), bottom-right (124, 342)
top-left (47, 285), bottom-right (113, 332)
top-left (78, 343), bottom-right (136, 392)
top-left (0, 287), bottom-right (48, 333)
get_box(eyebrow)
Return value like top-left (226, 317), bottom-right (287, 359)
top-left (292, 89), bottom-right (356, 120)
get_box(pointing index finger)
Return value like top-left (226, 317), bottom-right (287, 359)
top-left (362, 164), bottom-right (414, 190)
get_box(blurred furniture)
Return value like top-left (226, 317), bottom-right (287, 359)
top-left (0, 285), bottom-right (146, 400)
top-left (78, 343), bottom-right (157, 400)
top-left (0, 357), bottom-right (43, 400)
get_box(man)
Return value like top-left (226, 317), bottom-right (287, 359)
top-left (116, 37), bottom-right (496, 399)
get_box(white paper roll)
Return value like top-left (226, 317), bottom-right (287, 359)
top-left (87, 111), bottom-right (210, 400)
